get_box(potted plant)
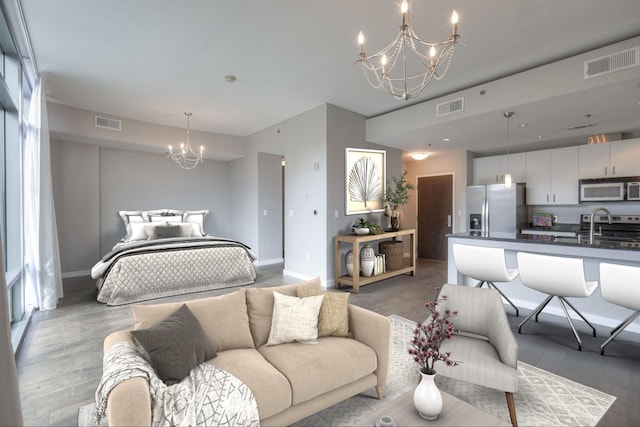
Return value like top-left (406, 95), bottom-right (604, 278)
top-left (408, 287), bottom-right (460, 420)
top-left (384, 171), bottom-right (415, 230)
top-left (352, 218), bottom-right (384, 235)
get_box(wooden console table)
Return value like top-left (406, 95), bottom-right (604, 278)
top-left (334, 228), bottom-right (416, 293)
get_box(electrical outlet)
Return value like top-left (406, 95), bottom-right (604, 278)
top-left (289, 210), bottom-right (293, 217)
top-left (305, 253), bottom-right (310, 261)
top-left (334, 209), bottom-right (339, 218)
top-left (263, 209), bottom-right (268, 216)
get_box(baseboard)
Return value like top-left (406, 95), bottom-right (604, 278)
top-left (62, 270), bottom-right (91, 279)
top-left (254, 258), bottom-right (284, 267)
top-left (509, 297), bottom-right (640, 336)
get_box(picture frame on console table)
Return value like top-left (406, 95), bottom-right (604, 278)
top-left (345, 148), bottom-right (386, 215)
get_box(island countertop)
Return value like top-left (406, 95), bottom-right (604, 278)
top-left (446, 234), bottom-right (640, 335)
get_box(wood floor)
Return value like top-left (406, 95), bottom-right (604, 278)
top-left (15, 259), bottom-right (640, 426)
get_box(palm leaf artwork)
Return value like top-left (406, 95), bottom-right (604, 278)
top-left (348, 156), bottom-right (382, 207)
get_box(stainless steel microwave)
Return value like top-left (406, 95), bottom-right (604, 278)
top-left (579, 177), bottom-right (640, 202)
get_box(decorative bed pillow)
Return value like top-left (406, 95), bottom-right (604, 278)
top-left (127, 222), bottom-right (151, 242)
top-left (131, 304), bottom-right (216, 385)
top-left (266, 292), bottom-right (324, 346)
top-left (149, 214), bottom-right (184, 224)
top-left (154, 224), bottom-right (182, 239)
top-left (184, 210), bottom-right (209, 236)
top-left (297, 287), bottom-right (351, 338)
top-left (118, 210), bottom-right (145, 241)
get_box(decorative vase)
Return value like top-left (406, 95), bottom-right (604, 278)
top-left (360, 245), bottom-right (375, 277)
top-left (345, 250), bottom-right (354, 276)
top-left (413, 370), bottom-right (442, 420)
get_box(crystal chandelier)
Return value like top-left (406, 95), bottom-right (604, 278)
top-left (168, 112), bottom-right (204, 170)
top-left (355, 0), bottom-right (463, 100)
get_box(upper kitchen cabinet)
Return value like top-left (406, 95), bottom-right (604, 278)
top-left (526, 146), bottom-right (579, 205)
top-left (579, 138), bottom-right (640, 178)
top-left (473, 153), bottom-right (526, 185)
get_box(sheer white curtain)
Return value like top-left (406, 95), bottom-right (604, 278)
top-left (24, 77), bottom-right (63, 310)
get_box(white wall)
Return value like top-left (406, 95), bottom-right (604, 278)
top-left (258, 153), bottom-right (283, 264)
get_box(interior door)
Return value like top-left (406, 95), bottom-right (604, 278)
top-left (417, 174), bottom-right (453, 261)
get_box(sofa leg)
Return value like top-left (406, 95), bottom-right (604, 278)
top-left (505, 392), bottom-right (518, 427)
top-left (375, 386), bottom-right (383, 400)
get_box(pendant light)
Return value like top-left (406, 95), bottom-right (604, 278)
top-left (504, 112), bottom-right (514, 188)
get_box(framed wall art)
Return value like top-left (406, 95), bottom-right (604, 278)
top-left (345, 148), bottom-right (386, 215)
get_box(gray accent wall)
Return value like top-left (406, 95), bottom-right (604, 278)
top-left (51, 139), bottom-right (230, 274)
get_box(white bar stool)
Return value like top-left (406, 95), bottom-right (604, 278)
top-left (599, 262), bottom-right (640, 355)
top-left (516, 252), bottom-right (598, 351)
top-left (452, 243), bottom-right (520, 316)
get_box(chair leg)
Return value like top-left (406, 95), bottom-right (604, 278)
top-left (519, 295), bottom-right (552, 334)
top-left (487, 281), bottom-right (519, 316)
top-left (475, 280), bottom-right (486, 288)
top-left (560, 297), bottom-right (597, 337)
top-left (505, 392), bottom-right (518, 427)
top-left (558, 298), bottom-right (583, 351)
top-left (601, 311), bottom-right (640, 355)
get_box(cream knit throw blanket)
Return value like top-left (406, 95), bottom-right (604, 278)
top-left (95, 341), bottom-right (259, 426)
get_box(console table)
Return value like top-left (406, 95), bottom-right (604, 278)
top-left (334, 228), bottom-right (416, 293)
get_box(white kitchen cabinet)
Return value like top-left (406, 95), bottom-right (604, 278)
top-left (526, 146), bottom-right (579, 205)
top-left (579, 138), bottom-right (640, 178)
top-left (473, 153), bottom-right (526, 185)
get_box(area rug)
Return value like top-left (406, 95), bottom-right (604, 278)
top-left (78, 315), bottom-right (616, 427)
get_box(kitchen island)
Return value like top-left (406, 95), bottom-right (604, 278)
top-left (447, 233), bottom-right (640, 334)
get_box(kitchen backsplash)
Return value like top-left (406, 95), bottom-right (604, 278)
top-left (527, 202), bottom-right (640, 224)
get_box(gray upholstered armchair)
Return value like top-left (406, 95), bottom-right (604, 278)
top-left (430, 284), bottom-right (519, 427)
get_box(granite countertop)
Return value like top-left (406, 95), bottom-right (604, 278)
top-left (448, 231), bottom-right (640, 252)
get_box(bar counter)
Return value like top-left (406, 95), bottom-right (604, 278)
top-left (447, 233), bottom-right (640, 335)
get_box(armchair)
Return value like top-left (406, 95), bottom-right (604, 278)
top-left (430, 284), bottom-right (519, 427)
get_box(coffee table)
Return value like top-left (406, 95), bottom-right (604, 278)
top-left (356, 389), bottom-right (510, 426)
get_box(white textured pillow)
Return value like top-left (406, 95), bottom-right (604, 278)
top-left (128, 222), bottom-right (151, 242)
top-left (266, 292), bottom-right (324, 346)
top-left (150, 215), bottom-right (184, 223)
top-left (184, 210), bottom-right (209, 235)
top-left (119, 210), bottom-right (145, 241)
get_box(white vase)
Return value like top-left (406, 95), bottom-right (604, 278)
top-left (413, 370), bottom-right (442, 420)
top-left (345, 250), bottom-right (354, 276)
top-left (360, 245), bottom-right (375, 277)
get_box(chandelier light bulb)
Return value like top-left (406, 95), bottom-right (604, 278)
top-left (429, 46), bottom-right (436, 58)
top-left (358, 31), bottom-right (364, 45)
top-left (451, 10), bottom-right (459, 24)
top-left (401, 0), bottom-right (408, 14)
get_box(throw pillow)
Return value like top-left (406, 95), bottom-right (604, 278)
top-left (296, 287), bottom-right (351, 337)
top-left (154, 224), bottom-right (182, 239)
top-left (266, 292), bottom-right (324, 346)
top-left (131, 304), bottom-right (216, 385)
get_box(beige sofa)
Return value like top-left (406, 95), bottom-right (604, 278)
top-left (102, 277), bottom-right (392, 426)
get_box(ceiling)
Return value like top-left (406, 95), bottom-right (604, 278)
top-left (20, 0), bottom-right (640, 159)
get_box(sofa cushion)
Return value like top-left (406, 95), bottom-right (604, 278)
top-left (131, 304), bottom-right (216, 385)
top-left (208, 349), bottom-right (291, 420)
top-left (131, 288), bottom-right (254, 352)
top-left (266, 293), bottom-right (324, 345)
top-left (246, 277), bottom-right (322, 347)
top-left (258, 336), bottom-right (378, 405)
top-left (296, 287), bottom-right (351, 337)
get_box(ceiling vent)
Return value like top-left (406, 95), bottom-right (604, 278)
top-left (95, 115), bottom-right (122, 131)
top-left (436, 97), bottom-right (464, 117)
top-left (563, 122), bottom-right (598, 131)
top-left (584, 46), bottom-right (639, 79)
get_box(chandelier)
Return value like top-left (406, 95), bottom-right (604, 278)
top-left (168, 112), bottom-right (204, 170)
top-left (355, 0), bottom-right (463, 100)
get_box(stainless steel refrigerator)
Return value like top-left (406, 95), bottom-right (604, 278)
top-left (467, 183), bottom-right (527, 238)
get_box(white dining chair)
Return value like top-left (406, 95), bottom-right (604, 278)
top-left (452, 243), bottom-right (520, 316)
top-left (598, 263), bottom-right (640, 355)
top-left (516, 252), bottom-right (598, 351)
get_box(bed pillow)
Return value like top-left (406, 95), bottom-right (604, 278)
top-left (149, 214), bottom-right (184, 224)
top-left (118, 210), bottom-right (145, 241)
top-left (266, 292), bottom-right (324, 345)
top-left (127, 222), bottom-right (152, 242)
top-left (131, 304), bottom-right (216, 385)
top-left (154, 224), bottom-right (182, 239)
top-left (184, 210), bottom-right (209, 236)
top-left (296, 287), bottom-right (351, 338)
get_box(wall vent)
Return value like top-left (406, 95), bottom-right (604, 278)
top-left (95, 115), bottom-right (122, 131)
top-left (584, 46), bottom-right (639, 79)
top-left (436, 97), bottom-right (464, 117)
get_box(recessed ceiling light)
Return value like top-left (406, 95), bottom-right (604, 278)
top-left (518, 123), bottom-right (527, 128)
top-left (442, 138), bottom-right (450, 142)
top-left (224, 75), bottom-right (237, 83)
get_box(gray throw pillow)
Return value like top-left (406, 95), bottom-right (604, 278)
top-left (155, 224), bottom-right (182, 239)
top-left (131, 304), bottom-right (216, 385)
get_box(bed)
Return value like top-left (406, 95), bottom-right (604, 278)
top-left (91, 209), bottom-right (257, 306)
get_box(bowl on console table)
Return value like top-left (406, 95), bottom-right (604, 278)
top-left (353, 227), bottom-right (370, 235)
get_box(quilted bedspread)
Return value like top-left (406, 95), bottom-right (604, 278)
top-left (94, 238), bottom-right (257, 305)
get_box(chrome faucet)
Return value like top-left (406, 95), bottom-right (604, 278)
top-left (589, 207), bottom-right (612, 244)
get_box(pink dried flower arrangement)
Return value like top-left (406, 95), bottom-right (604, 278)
top-left (408, 287), bottom-right (460, 375)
